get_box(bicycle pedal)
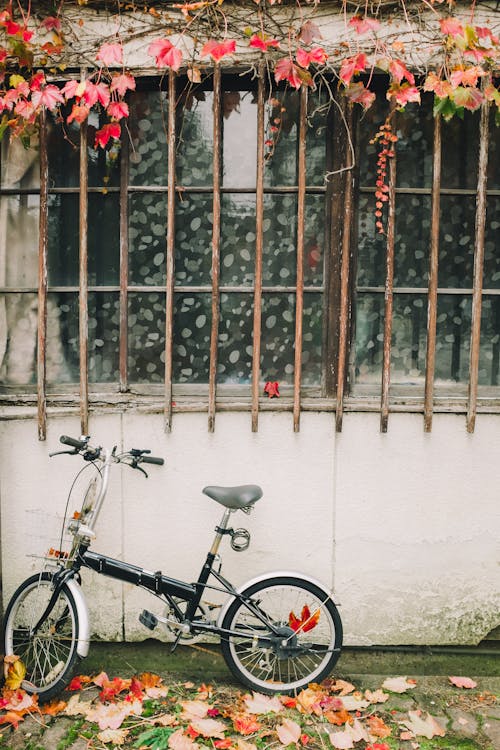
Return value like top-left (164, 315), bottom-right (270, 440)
top-left (139, 610), bottom-right (158, 631)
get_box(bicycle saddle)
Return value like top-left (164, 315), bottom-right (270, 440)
top-left (202, 484), bottom-right (263, 510)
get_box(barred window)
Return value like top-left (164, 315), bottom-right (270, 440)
top-left (0, 71), bottom-right (497, 437)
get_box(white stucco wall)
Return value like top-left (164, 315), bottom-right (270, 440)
top-left (1, 410), bottom-right (499, 645)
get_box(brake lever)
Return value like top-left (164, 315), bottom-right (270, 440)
top-left (128, 457), bottom-right (149, 478)
top-left (49, 449), bottom-right (79, 457)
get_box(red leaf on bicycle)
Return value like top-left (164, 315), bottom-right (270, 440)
top-left (288, 605), bottom-right (320, 633)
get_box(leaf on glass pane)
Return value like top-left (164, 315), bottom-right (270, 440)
top-left (448, 676), bottom-right (478, 689)
top-left (402, 711), bottom-right (446, 739)
top-left (277, 717), bottom-right (301, 745)
top-left (244, 692), bottom-right (283, 714)
top-left (381, 676), bottom-right (417, 693)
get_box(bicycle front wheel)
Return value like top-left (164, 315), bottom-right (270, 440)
top-left (221, 575), bottom-right (342, 694)
top-left (3, 572), bottom-right (81, 701)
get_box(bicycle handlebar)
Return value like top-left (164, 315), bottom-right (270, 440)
top-left (58, 435), bottom-right (164, 468)
top-left (141, 456), bottom-right (164, 465)
top-left (60, 435), bottom-right (88, 450)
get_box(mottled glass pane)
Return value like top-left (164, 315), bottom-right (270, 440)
top-left (0, 293), bottom-right (38, 385)
top-left (302, 292), bottom-right (323, 385)
top-left (484, 197), bottom-right (500, 288)
top-left (357, 194), bottom-right (431, 287)
top-left (480, 296), bottom-right (500, 386)
top-left (47, 113), bottom-right (79, 188)
top-left (48, 194), bottom-right (79, 286)
top-left (263, 194), bottom-right (297, 285)
top-left (439, 196), bottom-right (475, 288)
top-left (395, 97), bottom-right (433, 189)
top-left (435, 295), bottom-right (471, 383)
top-left (221, 195), bottom-right (255, 286)
top-left (176, 90), bottom-right (213, 186)
top-left (87, 110), bottom-right (120, 189)
top-left (88, 292), bottom-right (119, 383)
top-left (0, 193), bottom-right (39, 287)
top-left (264, 90), bottom-right (299, 187)
top-left (488, 109), bottom-right (499, 190)
top-left (128, 292), bottom-right (166, 384)
top-left (88, 195), bottom-right (120, 284)
top-left (304, 195), bottom-right (325, 286)
top-left (128, 193), bottom-right (167, 285)
top-left (306, 89), bottom-right (330, 186)
top-left (129, 90), bottom-right (169, 186)
top-left (218, 293), bottom-right (253, 383)
top-left (1, 134), bottom-right (40, 189)
top-left (354, 293), bottom-right (427, 386)
top-left (47, 292), bottom-right (79, 385)
top-left (223, 90), bottom-right (257, 189)
top-left (441, 112), bottom-right (479, 190)
top-left (261, 293), bottom-right (295, 384)
top-left (173, 293), bottom-right (211, 383)
top-left (175, 194), bottom-right (213, 286)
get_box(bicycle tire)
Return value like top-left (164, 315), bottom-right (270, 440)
top-left (3, 572), bottom-right (81, 701)
top-left (221, 575), bottom-right (342, 694)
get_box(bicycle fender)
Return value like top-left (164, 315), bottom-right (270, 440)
top-left (65, 577), bottom-right (91, 658)
top-left (216, 570), bottom-right (336, 629)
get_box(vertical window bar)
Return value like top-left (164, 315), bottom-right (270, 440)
top-left (467, 94), bottom-right (490, 433)
top-left (119, 131), bottom-right (130, 393)
top-left (251, 65), bottom-right (265, 433)
top-left (37, 109), bottom-right (48, 441)
top-left (208, 64), bottom-right (222, 432)
top-left (293, 85), bottom-right (307, 433)
top-left (335, 103), bottom-right (354, 433)
top-left (164, 70), bottom-right (176, 432)
top-left (424, 114), bottom-right (441, 433)
top-left (380, 152), bottom-right (396, 433)
top-left (79, 118), bottom-right (89, 434)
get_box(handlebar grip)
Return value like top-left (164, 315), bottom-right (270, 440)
top-left (141, 456), bottom-right (164, 465)
top-left (60, 435), bottom-right (87, 450)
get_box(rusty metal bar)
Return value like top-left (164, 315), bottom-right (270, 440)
top-left (335, 102), bottom-right (354, 433)
top-left (37, 109), bottom-right (48, 441)
top-left (79, 118), bottom-right (89, 435)
top-left (292, 86), bottom-right (307, 433)
top-left (208, 64), bottom-right (222, 432)
top-left (119, 130), bottom-right (129, 393)
top-left (423, 114), bottom-right (442, 432)
top-left (380, 151), bottom-right (397, 433)
top-left (164, 70), bottom-right (177, 431)
top-left (467, 95), bottom-right (490, 433)
top-left (251, 66), bottom-right (265, 432)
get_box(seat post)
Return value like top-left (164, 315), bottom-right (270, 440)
top-left (209, 508), bottom-right (232, 555)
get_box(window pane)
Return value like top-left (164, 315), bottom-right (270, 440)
top-left (304, 195), bottom-right (325, 287)
top-left (354, 293), bottom-right (383, 385)
top-left (48, 194), bottom-right (79, 286)
top-left (222, 90), bottom-right (257, 189)
top-left (129, 193), bottom-right (167, 285)
top-left (218, 293), bottom-right (253, 384)
top-left (439, 196), bottom-right (475, 288)
top-left (221, 194), bottom-right (255, 286)
top-left (47, 292), bottom-right (79, 385)
top-left (264, 90), bottom-right (299, 187)
top-left (488, 109), bottom-right (499, 190)
top-left (441, 113), bottom-right (479, 190)
top-left (0, 193), bottom-right (39, 287)
top-left (47, 112), bottom-right (79, 188)
top-left (302, 292), bottom-right (323, 385)
top-left (173, 292), bottom-right (211, 383)
top-left (395, 98), bottom-right (433, 189)
top-left (129, 90), bottom-right (169, 186)
top-left (88, 292), bottom-right (119, 383)
top-left (175, 194), bottom-right (213, 286)
top-left (306, 89), bottom-right (330, 186)
top-left (484, 197), bottom-right (500, 288)
top-left (0, 293), bottom-right (37, 385)
top-left (480, 296), bottom-right (500, 386)
top-left (261, 293), bottom-right (295, 384)
top-left (87, 110), bottom-right (120, 188)
top-left (1, 134), bottom-right (40, 190)
top-left (435, 295), bottom-right (471, 383)
top-left (128, 291), bottom-right (165, 384)
top-left (263, 194), bottom-right (297, 285)
top-left (176, 89), bottom-right (213, 187)
top-left (357, 93), bottom-right (390, 187)
top-left (88, 195), bottom-right (120, 285)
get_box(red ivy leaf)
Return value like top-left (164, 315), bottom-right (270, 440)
top-left (339, 53), bottom-right (367, 84)
top-left (344, 81), bottom-right (376, 109)
top-left (201, 39), bottom-right (236, 61)
top-left (148, 38), bottom-right (183, 70)
top-left (450, 85), bottom-right (483, 111)
top-left (349, 15), bottom-right (380, 35)
top-left (110, 73), bottom-right (136, 96)
top-left (67, 103), bottom-right (90, 124)
top-left (83, 81), bottom-right (111, 108)
top-left (249, 34), bottom-right (280, 52)
top-left (107, 100), bottom-right (129, 120)
top-left (440, 17), bottom-right (464, 38)
top-left (96, 42), bottom-right (124, 66)
top-left (388, 58), bottom-right (415, 85)
top-left (94, 121), bottom-right (121, 149)
top-left (387, 82), bottom-right (420, 106)
top-left (274, 58), bottom-right (311, 89)
top-left (264, 381), bottom-right (280, 398)
top-left (298, 20), bottom-right (322, 45)
top-left (31, 84), bottom-right (65, 110)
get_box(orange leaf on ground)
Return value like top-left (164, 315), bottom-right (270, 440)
top-left (40, 698), bottom-right (67, 716)
top-left (68, 675), bottom-right (92, 691)
top-left (233, 714), bottom-right (261, 735)
top-left (189, 717), bottom-right (226, 738)
top-left (244, 692), bottom-right (283, 714)
top-left (169, 728), bottom-right (200, 750)
top-left (449, 676), bottom-right (477, 689)
top-left (0, 711), bottom-right (25, 729)
top-left (3, 656), bottom-right (26, 690)
top-left (367, 715), bottom-right (391, 738)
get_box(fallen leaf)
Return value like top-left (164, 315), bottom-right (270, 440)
top-left (402, 711), bottom-right (446, 739)
top-left (151, 713), bottom-right (177, 726)
top-left (189, 717), bottom-right (226, 738)
top-left (68, 675), bottom-right (92, 691)
top-left (339, 695), bottom-right (370, 711)
top-left (237, 740), bottom-right (257, 750)
top-left (146, 685), bottom-right (170, 698)
top-left (381, 676), bottom-right (417, 693)
top-left (324, 709), bottom-right (352, 725)
top-left (277, 717), bottom-right (301, 745)
top-left (328, 723), bottom-right (358, 749)
top-left (448, 676), bottom-right (477, 689)
top-left (244, 692), bottom-right (283, 714)
top-left (3, 656), bottom-right (26, 690)
top-left (86, 698), bottom-right (142, 730)
top-left (399, 730), bottom-right (415, 740)
top-left (169, 728), bottom-right (200, 750)
top-left (40, 698), bottom-right (67, 716)
top-left (0, 710), bottom-right (25, 729)
top-left (296, 687), bottom-right (322, 714)
top-left (233, 714), bottom-right (261, 735)
top-left (138, 672), bottom-right (163, 689)
top-left (364, 689), bottom-right (389, 704)
top-left (330, 680), bottom-right (356, 696)
top-left (97, 727), bottom-right (129, 745)
top-left (64, 694), bottom-right (93, 716)
top-left (367, 715), bottom-right (391, 738)
top-left (181, 700), bottom-right (209, 720)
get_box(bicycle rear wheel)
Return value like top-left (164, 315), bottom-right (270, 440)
top-left (3, 572), bottom-right (81, 701)
top-left (221, 575), bottom-right (342, 694)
